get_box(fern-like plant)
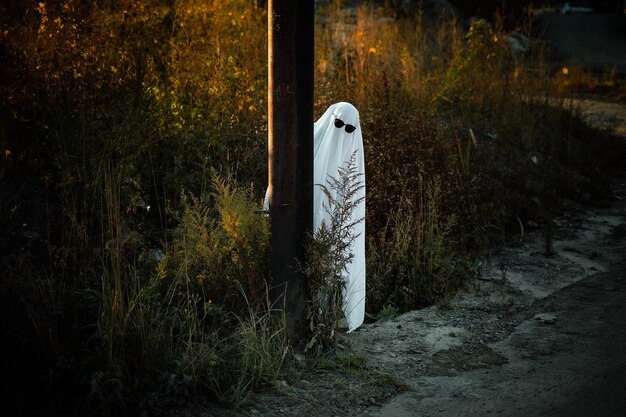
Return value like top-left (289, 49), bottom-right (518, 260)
top-left (302, 151), bottom-right (365, 354)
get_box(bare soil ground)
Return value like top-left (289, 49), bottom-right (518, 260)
top-left (355, 187), bottom-right (626, 417)
top-left (184, 99), bottom-right (626, 417)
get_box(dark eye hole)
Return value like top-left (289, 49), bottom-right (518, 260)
top-left (334, 118), bottom-right (357, 133)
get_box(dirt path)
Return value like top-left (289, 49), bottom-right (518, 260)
top-left (345, 100), bottom-right (626, 416)
top-left (362, 270), bottom-right (626, 416)
top-left (355, 220), bottom-right (626, 416)
top-left (571, 98), bottom-right (626, 136)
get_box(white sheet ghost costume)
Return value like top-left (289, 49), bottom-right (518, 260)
top-left (265, 102), bottom-right (366, 333)
top-left (313, 102), bottom-right (366, 332)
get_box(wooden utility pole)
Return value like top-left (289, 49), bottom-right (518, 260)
top-left (267, 0), bottom-right (314, 342)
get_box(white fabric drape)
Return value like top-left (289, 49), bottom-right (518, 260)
top-left (312, 102), bottom-right (365, 332)
top-left (265, 102), bottom-right (366, 332)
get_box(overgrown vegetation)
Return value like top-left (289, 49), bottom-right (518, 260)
top-left (1, 0), bottom-right (624, 415)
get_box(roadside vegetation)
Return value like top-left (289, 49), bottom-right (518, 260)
top-left (1, 0), bottom-right (624, 415)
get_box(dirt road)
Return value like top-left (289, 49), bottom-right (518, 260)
top-left (357, 224), bottom-right (626, 416)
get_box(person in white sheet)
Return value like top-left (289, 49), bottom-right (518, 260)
top-left (313, 102), bottom-right (366, 333)
top-left (265, 102), bottom-right (366, 333)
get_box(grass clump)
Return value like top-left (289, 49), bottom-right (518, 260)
top-left (169, 176), bottom-right (270, 310)
top-left (368, 175), bottom-right (468, 311)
